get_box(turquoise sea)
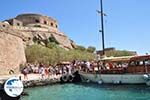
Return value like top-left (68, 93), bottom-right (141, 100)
top-left (21, 83), bottom-right (150, 100)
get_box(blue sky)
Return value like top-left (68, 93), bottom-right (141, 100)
top-left (0, 0), bottom-right (150, 54)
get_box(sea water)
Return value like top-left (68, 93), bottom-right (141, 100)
top-left (21, 83), bottom-right (150, 100)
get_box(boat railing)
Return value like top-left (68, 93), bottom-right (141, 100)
top-left (80, 66), bottom-right (127, 74)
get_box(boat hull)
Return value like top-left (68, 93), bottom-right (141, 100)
top-left (80, 73), bottom-right (150, 85)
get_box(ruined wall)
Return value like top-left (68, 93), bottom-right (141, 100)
top-left (6, 19), bottom-right (23, 26)
top-left (0, 23), bottom-right (26, 75)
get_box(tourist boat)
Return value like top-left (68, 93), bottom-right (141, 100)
top-left (80, 55), bottom-right (150, 86)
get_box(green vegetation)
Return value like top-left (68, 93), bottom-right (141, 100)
top-left (75, 45), bottom-right (96, 53)
top-left (33, 25), bottom-right (42, 27)
top-left (26, 35), bottom-right (134, 65)
top-left (86, 46), bottom-right (96, 53)
top-left (25, 44), bottom-right (95, 65)
top-left (75, 45), bottom-right (86, 51)
top-left (106, 50), bottom-right (134, 57)
top-left (48, 35), bottom-right (59, 44)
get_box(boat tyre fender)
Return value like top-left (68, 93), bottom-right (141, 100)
top-left (61, 75), bottom-right (68, 83)
top-left (98, 80), bottom-right (103, 84)
top-left (143, 74), bottom-right (150, 80)
top-left (68, 74), bottom-right (74, 82)
top-left (113, 80), bottom-right (121, 84)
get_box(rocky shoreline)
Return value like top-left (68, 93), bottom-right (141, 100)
top-left (0, 74), bottom-right (61, 88)
top-left (23, 78), bottom-right (60, 88)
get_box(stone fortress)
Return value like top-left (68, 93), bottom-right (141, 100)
top-left (0, 13), bottom-right (76, 75)
top-left (8, 14), bottom-right (58, 28)
top-left (6, 14), bottom-right (58, 31)
top-left (5, 13), bottom-right (76, 49)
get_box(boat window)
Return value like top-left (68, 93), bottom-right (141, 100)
top-left (129, 61), bottom-right (136, 66)
top-left (139, 61), bottom-right (144, 66)
top-left (145, 60), bottom-right (150, 66)
top-left (135, 61), bottom-right (139, 66)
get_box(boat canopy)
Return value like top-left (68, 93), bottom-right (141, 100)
top-left (100, 56), bottom-right (134, 62)
top-left (130, 55), bottom-right (150, 61)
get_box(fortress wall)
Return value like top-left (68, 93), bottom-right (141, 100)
top-left (12, 26), bottom-right (48, 32)
top-left (12, 26), bottom-right (66, 37)
top-left (0, 28), bottom-right (26, 75)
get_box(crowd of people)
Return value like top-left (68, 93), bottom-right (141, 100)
top-left (21, 61), bottom-right (76, 80)
top-left (21, 60), bottom-right (128, 80)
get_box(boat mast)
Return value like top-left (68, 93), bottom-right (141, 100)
top-left (99, 0), bottom-right (105, 56)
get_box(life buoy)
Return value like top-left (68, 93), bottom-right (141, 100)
top-left (113, 80), bottom-right (121, 84)
top-left (68, 74), bottom-right (74, 82)
top-left (61, 75), bottom-right (68, 83)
